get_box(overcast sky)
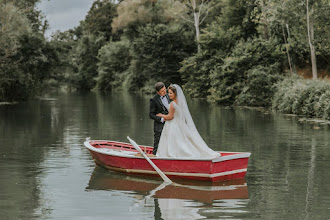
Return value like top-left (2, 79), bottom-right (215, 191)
top-left (37, 0), bottom-right (95, 37)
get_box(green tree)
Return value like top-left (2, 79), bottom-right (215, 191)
top-left (48, 30), bottom-right (78, 88)
top-left (253, 0), bottom-right (330, 77)
top-left (71, 34), bottom-right (106, 90)
top-left (0, 1), bottom-right (56, 101)
top-left (84, 0), bottom-right (117, 41)
top-left (235, 64), bottom-right (283, 107)
top-left (97, 39), bottom-right (131, 91)
top-left (180, 0), bottom-right (256, 98)
top-left (207, 37), bottom-right (283, 104)
top-left (173, 0), bottom-right (213, 52)
top-left (4, 0), bottom-right (47, 33)
top-left (112, 0), bottom-right (155, 38)
top-left (180, 24), bottom-right (243, 98)
top-left (129, 23), bottom-right (195, 91)
top-left (111, 0), bottom-right (184, 39)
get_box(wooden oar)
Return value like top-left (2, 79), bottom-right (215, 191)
top-left (127, 136), bottom-right (172, 184)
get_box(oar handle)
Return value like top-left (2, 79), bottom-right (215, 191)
top-left (127, 136), bottom-right (172, 184)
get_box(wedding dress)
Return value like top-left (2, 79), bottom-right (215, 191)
top-left (156, 84), bottom-right (220, 159)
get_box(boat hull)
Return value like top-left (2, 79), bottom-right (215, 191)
top-left (84, 140), bottom-right (251, 182)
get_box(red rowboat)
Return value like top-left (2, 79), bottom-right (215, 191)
top-left (84, 140), bottom-right (251, 182)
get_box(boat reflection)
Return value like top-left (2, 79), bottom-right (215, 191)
top-left (86, 167), bottom-right (248, 204)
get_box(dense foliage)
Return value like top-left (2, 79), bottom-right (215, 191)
top-left (0, 0), bottom-right (56, 101)
top-left (97, 39), bottom-right (131, 91)
top-left (1, 0), bottom-right (329, 119)
top-left (272, 76), bottom-right (330, 120)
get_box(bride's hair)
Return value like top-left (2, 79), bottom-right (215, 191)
top-left (168, 85), bottom-right (177, 96)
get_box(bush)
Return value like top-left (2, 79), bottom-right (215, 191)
top-left (207, 37), bottom-right (284, 104)
top-left (235, 64), bottom-right (283, 107)
top-left (180, 25), bottom-right (243, 98)
top-left (272, 76), bottom-right (330, 119)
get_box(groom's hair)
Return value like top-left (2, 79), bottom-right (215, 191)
top-left (155, 82), bottom-right (165, 91)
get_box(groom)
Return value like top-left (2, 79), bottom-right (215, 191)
top-left (149, 82), bottom-right (171, 155)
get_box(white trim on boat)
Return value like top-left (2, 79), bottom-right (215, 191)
top-left (211, 153), bottom-right (251, 162)
top-left (84, 141), bottom-right (250, 161)
top-left (99, 162), bottom-right (247, 179)
top-left (169, 168), bottom-right (247, 178)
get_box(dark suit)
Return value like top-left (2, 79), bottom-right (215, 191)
top-left (149, 93), bottom-right (171, 155)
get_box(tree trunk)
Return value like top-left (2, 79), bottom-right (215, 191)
top-left (260, 0), bottom-right (269, 39)
top-left (306, 0), bottom-right (317, 79)
top-left (191, 0), bottom-right (201, 52)
top-left (282, 25), bottom-right (293, 74)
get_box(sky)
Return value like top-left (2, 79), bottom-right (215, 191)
top-left (37, 0), bottom-right (95, 37)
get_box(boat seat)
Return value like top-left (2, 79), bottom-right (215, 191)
top-left (98, 148), bottom-right (138, 155)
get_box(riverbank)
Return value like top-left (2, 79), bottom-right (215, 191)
top-left (236, 106), bottom-right (330, 127)
top-left (0, 102), bottom-right (17, 105)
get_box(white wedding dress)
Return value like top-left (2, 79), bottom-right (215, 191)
top-left (156, 84), bottom-right (220, 159)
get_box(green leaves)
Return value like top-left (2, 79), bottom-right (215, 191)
top-left (130, 23), bottom-right (194, 90)
top-left (272, 76), bottom-right (330, 119)
top-left (206, 37), bottom-right (284, 105)
top-left (235, 64), bottom-right (283, 107)
top-left (72, 34), bottom-right (106, 90)
top-left (97, 39), bottom-right (131, 91)
top-left (84, 0), bottom-right (117, 41)
top-left (0, 1), bottom-right (56, 101)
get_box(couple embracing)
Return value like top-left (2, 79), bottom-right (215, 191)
top-left (149, 82), bottom-right (220, 159)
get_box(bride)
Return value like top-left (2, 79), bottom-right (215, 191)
top-left (156, 84), bottom-right (220, 159)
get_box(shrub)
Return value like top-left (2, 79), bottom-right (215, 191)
top-left (235, 64), bottom-right (283, 107)
top-left (180, 25), bottom-right (243, 98)
top-left (207, 37), bottom-right (283, 104)
top-left (272, 76), bottom-right (330, 119)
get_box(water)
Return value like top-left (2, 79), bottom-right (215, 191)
top-left (0, 91), bottom-right (329, 219)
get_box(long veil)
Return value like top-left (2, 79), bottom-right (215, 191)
top-left (172, 84), bottom-right (219, 158)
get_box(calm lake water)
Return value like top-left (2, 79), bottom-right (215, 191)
top-left (1, 91), bottom-right (330, 219)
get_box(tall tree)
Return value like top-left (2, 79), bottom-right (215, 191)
top-left (253, 0), bottom-right (329, 77)
top-left (129, 23), bottom-right (194, 90)
top-left (186, 0), bottom-right (210, 51)
top-left (166, 0), bottom-right (213, 52)
top-left (0, 2), bottom-right (31, 63)
top-left (253, 0), bottom-right (294, 73)
top-left (97, 39), bottom-right (131, 91)
top-left (71, 34), bottom-right (106, 90)
top-left (84, 0), bottom-right (117, 41)
top-left (306, 0), bottom-right (317, 79)
top-left (179, 0), bottom-right (257, 98)
top-left (111, 0), bottom-right (155, 34)
top-left (0, 1), bottom-right (56, 101)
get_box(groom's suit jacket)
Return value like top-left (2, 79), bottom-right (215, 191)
top-left (149, 93), bottom-right (171, 132)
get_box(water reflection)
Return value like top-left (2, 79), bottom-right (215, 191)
top-left (86, 167), bottom-right (249, 219)
top-left (1, 91), bottom-right (330, 219)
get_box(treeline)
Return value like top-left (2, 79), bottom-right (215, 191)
top-left (0, 0), bottom-right (57, 101)
top-left (1, 0), bottom-right (329, 119)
